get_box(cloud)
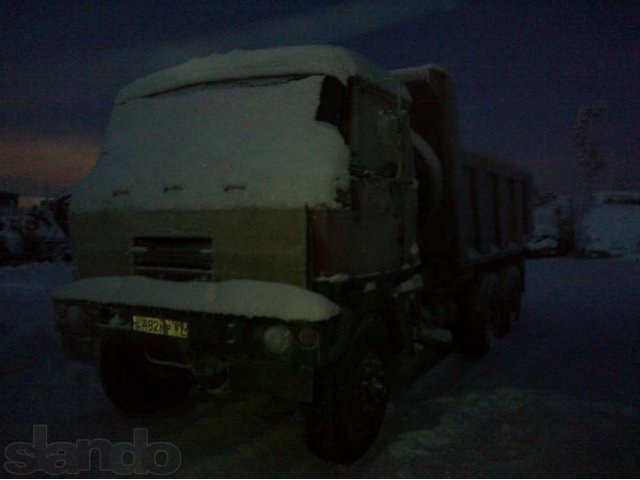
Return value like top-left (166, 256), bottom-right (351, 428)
top-left (137, 0), bottom-right (462, 71)
top-left (0, 134), bottom-right (99, 195)
top-left (3, 0), bottom-right (463, 110)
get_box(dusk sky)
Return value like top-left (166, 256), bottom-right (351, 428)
top-left (2, 0), bottom-right (639, 197)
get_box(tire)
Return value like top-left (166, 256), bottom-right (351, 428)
top-left (100, 342), bottom-right (193, 414)
top-left (498, 265), bottom-right (523, 335)
top-left (304, 317), bottom-right (391, 464)
top-left (453, 273), bottom-right (501, 357)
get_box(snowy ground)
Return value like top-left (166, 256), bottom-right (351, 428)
top-left (1, 258), bottom-right (639, 477)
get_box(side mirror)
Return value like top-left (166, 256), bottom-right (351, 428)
top-left (377, 110), bottom-right (400, 176)
top-left (377, 109), bottom-right (414, 178)
top-left (377, 109), bottom-right (399, 151)
top-left (397, 109), bottom-right (414, 179)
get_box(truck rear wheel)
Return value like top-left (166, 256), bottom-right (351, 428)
top-left (498, 265), bottom-right (523, 335)
top-left (303, 317), bottom-right (390, 463)
top-left (100, 342), bottom-right (193, 414)
top-left (453, 273), bottom-right (501, 357)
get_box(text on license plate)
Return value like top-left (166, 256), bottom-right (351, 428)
top-left (132, 315), bottom-right (188, 339)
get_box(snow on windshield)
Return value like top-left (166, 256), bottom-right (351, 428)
top-left (72, 75), bottom-right (349, 213)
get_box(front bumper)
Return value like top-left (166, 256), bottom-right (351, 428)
top-left (54, 301), bottom-right (350, 402)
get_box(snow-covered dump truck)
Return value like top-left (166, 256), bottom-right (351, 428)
top-left (52, 45), bottom-right (532, 463)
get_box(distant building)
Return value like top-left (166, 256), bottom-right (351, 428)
top-left (578, 190), bottom-right (640, 258)
top-left (0, 191), bottom-right (19, 213)
top-left (18, 196), bottom-right (47, 209)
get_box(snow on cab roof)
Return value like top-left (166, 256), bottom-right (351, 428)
top-left (117, 45), bottom-right (410, 104)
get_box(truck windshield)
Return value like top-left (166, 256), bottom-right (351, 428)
top-left (75, 75), bottom-right (350, 212)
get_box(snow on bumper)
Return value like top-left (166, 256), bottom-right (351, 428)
top-left (53, 276), bottom-right (344, 401)
top-left (52, 276), bottom-right (340, 322)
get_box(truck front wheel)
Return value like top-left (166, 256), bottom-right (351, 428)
top-left (99, 342), bottom-right (193, 414)
top-left (303, 318), bottom-right (390, 463)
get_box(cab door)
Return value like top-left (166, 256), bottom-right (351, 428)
top-left (309, 78), bottom-right (416, 279)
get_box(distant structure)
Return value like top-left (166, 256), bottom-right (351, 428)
top-left (18, 196), bottom-right (46, 209)
top-left (575, 102), bottom-right (607, 251)
top-left (0, 191), bottom-right (19, 213)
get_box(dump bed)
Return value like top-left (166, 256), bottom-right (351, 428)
top-left (453, 150), bottom-right (532, 263)
top-left (394, 65), bottom-right (532, 266)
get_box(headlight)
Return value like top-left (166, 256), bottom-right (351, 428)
top-left (263, 324), bottom-right (293, 355)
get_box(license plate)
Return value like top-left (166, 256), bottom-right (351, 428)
top-left (132, 315), bottom-right (188, 339)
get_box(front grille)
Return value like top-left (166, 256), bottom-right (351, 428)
top-left (131, 236), bottom-right (212, 281)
